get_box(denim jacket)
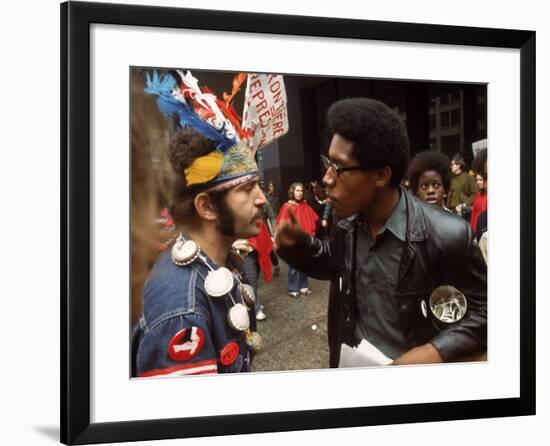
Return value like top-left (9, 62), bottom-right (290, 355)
top-left (132, 250), bottom-right (255, 377)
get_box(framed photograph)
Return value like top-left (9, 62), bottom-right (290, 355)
top-left (61, 1), bottom-right (535, 444)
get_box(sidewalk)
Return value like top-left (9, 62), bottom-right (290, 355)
top-left (251, 260), bottom-right (330, 372)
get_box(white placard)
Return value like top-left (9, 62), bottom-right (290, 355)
top-left (243, 73), bottom-right (289, 150)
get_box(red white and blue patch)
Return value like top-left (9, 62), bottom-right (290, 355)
top-left (168, 327), bottom-right (205, 362)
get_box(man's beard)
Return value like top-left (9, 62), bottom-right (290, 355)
top-left (214, 196), bottom-right (237, 237)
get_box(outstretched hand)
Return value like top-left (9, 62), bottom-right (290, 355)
top-left (274, 207), bottom-right (304, 250)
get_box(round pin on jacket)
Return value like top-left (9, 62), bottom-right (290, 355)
top-left (227, 303), bottom-right (250, 331)
top-left (245, 330), bottom-right (262, 353)
top-left (240, 283), bottom-right (256, 307)
top-left (220, 341), bottom-right (240, 366)
top-left (204, 267), bottom-right (234, 297)
top-left (171, 237), bottom-right (200, 266)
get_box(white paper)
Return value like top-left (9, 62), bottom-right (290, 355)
top-left (338, 340), bottom-right (393, 368)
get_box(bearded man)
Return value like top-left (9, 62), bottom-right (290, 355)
top-left (132, 70), bottom-right (267, 377)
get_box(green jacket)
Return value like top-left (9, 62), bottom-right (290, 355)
top-left (447, 171), bottom-right (477, 210)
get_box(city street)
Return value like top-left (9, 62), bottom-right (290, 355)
top-left (251, 260), bottom-right (331, 372)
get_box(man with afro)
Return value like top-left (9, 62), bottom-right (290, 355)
top-left (276, 97), bottom-right (487, 366)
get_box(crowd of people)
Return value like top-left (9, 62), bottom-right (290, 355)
top-left (404, 147), bottom-right (488, 259)
top-left (131, 80), bottom-right (487, 377)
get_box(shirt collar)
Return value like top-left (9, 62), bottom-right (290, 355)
top-left (353, 191), bottom-right (407, 242)
top-left (380, 191), bottom-right (407, 242)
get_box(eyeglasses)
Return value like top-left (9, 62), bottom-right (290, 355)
top-left (320, 155), bottom-right (364, 177)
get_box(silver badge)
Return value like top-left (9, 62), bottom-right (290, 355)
top-left (204, 267), bottom-right (234, 297)
top-left (240, 284), bottom-right (256, 306)
top-left (227, 303), bottom-right (250, 331)
top-left (429, 286), bottom-right (468, 324)
top-left (171, 237), bottom-right (200, 266)
top-left (245, 329), bottom-right (262, 353)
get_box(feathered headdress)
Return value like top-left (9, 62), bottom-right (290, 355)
top-left (145, 70), bottom-right (257, 191)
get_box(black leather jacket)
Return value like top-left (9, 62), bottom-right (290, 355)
top-left (277, 189), bottom-right (487, 367)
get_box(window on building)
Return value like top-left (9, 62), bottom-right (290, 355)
top-left (441, 111), bottom-right (450, 128)
top-left (440, 93), bottom-right (449, 105)
top-left (451, 90), bottom-right (460, 102)
top-left (429, 114), bottom-right (436, 130)
top-left (441, 134), bottom-right (461, 158)
top-left (451, 109), bottom-right (460, 126)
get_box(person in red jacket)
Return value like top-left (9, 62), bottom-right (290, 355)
top-left (276, 182), bottom-right (318, 297)
top-left (470, 148), bottom-right (488, 263)
top-left (470, 173), bottom-right (488, 233)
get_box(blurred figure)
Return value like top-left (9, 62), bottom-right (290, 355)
top-left (447, 153), bottom-right (478, 217)
top-left (130, 70), bottom-right (175, 324)
top-left (265, 180), bottom-right (280, 215)
top-left (471, 148), bottom-right (488, 262)
top-left (307, 180), bottom-right (329, 239)
top-left (406, 150), bottom-right (452, 210)
top-left (469, 173), bottom-right (488, 234)
top-left (260, 187), bottom-right (281, 276)
top-left (276, 182), bottom-right (318, 297)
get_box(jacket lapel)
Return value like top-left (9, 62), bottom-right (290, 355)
top-left (397, 190), bottom-right (428, 292)
top-left (397, 241), bottom-right (416, 293)
top-left (337, 215), bottom-right (357, 276)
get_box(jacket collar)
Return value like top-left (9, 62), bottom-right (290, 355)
top-left (336, 213), bottom-right (358, 232)
top-left (402, 188), bottom-right (428, 242)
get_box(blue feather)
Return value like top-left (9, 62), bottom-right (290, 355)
top-left (144, 71), bottom-right (177, 96)
top-left (144, 70), bottom-right (236, 152)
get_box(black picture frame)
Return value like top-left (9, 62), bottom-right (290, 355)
top-left (61, 1), bottom-right (536, 444)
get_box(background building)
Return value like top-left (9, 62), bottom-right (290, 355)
top-left (132, 69), bottom-right (487, 197)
